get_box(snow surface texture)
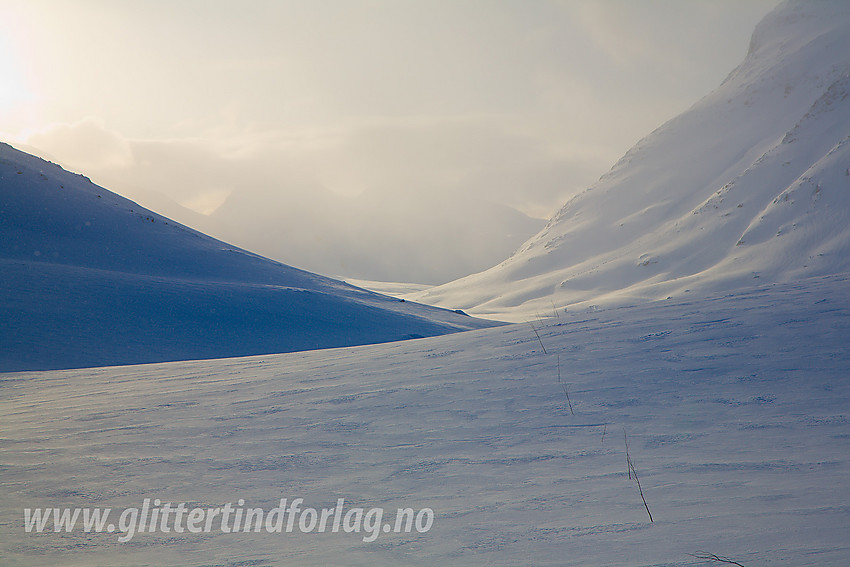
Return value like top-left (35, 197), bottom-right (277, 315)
top-left (0, 142), bottom-right (500, 371)
top-left (2, 274), bottom-right (850, 566)
top-left (413, 0), bottom-right (850, 321)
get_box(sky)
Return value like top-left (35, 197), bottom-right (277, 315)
top-left (0, 0), bottom-right (780, 284)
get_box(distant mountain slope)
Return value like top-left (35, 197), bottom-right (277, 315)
top-left (413, 0), bottom-right (850, 320)
top-left (0, 143), bottom-right (499, 371)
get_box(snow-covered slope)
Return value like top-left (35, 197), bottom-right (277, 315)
top-left (413, 0), bottom-right (850, 321)
top-left (3, 273), bottom-right (849, 566)
top-left (0, 142), bottom-right (499, 371)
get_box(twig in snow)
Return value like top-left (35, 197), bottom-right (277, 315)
top-left (601, 423), bottom-right (606, 444)
top-left (561, 383), bottom-right (574, 415)
top-left (688, 551), bottom-right (746, 566)
top-left (555, 354), bottom-right (574, 414)
top-left (527, 321), bottom-right (548, 354)
top-left (624, 429), bottom-right (653, 522)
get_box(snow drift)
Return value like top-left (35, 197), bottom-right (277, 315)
top-left (0, 143), bottom-right (499, 371)
top-left (413, 0), bottom-right (850, 320)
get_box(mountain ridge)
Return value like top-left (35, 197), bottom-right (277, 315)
top-left (412, 0), bottom-right (850, 320)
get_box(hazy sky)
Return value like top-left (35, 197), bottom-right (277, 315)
top-left (1, 0), bottom-right (780, 283)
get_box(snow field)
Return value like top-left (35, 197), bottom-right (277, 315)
top-left (2, 273), bottom-right (849, 566)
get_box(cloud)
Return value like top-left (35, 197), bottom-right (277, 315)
top-left (10, 0), bottom-right (782, 284)
top-left (315, 118), bottom-right (609, 217)
top-left (23, 119), bottom-right (563, 283)
top-left (26, 118), bottom-right (134, 171)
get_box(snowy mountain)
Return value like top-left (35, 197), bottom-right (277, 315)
top-left (0, 142), bottom-right (499, 371)
top-left (413, 0), bottom-right (850, 321)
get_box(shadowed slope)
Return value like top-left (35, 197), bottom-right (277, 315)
top-left (0, 143), bottom-right (500, 371)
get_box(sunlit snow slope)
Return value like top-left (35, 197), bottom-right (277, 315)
top-left (414, 0), bottom-right (850, 321)
top-left (0, 143), bottom-right (499, 371)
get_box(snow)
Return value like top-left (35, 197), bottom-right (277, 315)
top-left (411, 0), bottom-right (850, 322)
top-left (0, 142), bottom-right (500, 371)
top-left (3, 273), bottom-right (850, 566)
top-left (3, 2), bottom-right (850, 565)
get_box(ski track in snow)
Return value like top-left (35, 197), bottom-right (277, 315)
top-left (2, 274), bottom-right (849, 566)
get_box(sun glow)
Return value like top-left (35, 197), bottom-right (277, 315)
top-left (0, 64), bottom-right (31, 106)
top-left (0, 5), bottom-right (35, 108)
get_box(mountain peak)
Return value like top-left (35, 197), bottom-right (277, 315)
top-left (746, 0), bottom-right (848, 60)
